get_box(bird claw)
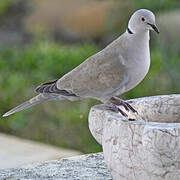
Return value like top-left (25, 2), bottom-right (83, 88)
top-left (125, 102), bottom-right (137, 113)
top-left (111, 96), bottom-right (138, 114)
top-left (106, 103), bottom-right (128, 117)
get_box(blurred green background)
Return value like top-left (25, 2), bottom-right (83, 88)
top-left (0, 0), bottom-right (180, 153)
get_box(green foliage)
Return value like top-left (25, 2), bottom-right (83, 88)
top-left (0, 0), bottom-right (13, 15)
top-left (132, 0), bottom-right (179, 12)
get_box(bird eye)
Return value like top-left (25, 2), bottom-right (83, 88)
top-left (141, 17), bottom-right (145, 21)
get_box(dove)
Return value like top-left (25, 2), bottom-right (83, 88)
top-left (3, 9), bottom-right (159, 117)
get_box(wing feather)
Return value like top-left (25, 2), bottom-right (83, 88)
top-left (35, 79), bottom-right (77, 97)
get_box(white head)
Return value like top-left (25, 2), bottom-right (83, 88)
top-left (128, 9), bottom-right (159, 34)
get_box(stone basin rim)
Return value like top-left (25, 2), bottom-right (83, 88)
top-left (91, 94), bottom-right (180, 127)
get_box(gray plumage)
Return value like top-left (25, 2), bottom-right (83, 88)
top-left (3, 9), bottom-right (159, 117)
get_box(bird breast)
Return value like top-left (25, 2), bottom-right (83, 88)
top-left (123, 39), bottom-right (150, 92)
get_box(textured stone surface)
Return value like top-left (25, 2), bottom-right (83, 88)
top-left (0, 152), bottom-right (112, 179)
top-left (89, 94), bottom-right (180, 180)
top-left (0, 133), bottom-right (81, 169)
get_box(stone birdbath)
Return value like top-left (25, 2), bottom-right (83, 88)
top-left (89, 94), bottom-right (180, 180)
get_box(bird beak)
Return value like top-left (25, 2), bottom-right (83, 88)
top-left (147, 23), bottom-right (160, 34)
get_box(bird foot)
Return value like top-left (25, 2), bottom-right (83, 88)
top-left (111, 96), bottom-right (137, 113)
top-left (105, 102), bottom-right (128, 117)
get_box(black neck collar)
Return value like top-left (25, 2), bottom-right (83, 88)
top-left (127, 27), bottom-right (133, 34)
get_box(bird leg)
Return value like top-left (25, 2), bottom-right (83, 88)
top-left (110, 96), bottom-right (137, 113)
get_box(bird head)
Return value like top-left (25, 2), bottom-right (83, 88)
top-left (128, 9), bottom-right (159, 34)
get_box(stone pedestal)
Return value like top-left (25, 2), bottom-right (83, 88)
top-left (89, 94), bottom-right (180, 180)
top-left (0, 153), bottom-right (112, 179)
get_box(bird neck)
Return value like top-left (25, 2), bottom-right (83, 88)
top-left (137, 30), bottom-right (150, 42)
top-left (126, 28), bottom-right (150, 41)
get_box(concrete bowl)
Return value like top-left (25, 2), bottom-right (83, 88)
top-left (89, 94), bottom-right (180, 180)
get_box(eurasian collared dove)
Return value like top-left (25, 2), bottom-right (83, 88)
top-left (3, 9), bottom-right (159, 117)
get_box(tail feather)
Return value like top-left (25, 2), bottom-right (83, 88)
top-left (3, 94), bottom-right (56, 117)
